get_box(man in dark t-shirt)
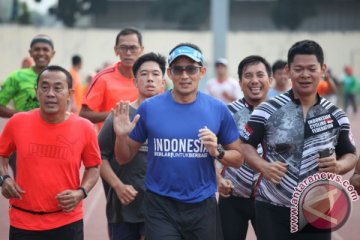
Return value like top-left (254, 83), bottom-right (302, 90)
top-left (98, 53), bottom-right (166, 240)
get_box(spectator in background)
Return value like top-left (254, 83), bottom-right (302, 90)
top-left (206, 58), bottom-right (243, 103)
top-left (267, 60), bottom-right (290, 99)
top-left (69, 55), bottom-right (84, 113)
top-left (80, 27), bottom-right (144, 130)
top-left (342, 65), bottom-right (358, 115)
top-left (317, 69), bottom-right (338, 105)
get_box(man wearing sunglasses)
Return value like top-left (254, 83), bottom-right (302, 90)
top-left (112, 43), bottom-right (244, 240)
top-left (80, 27), bottom-right (144, 130)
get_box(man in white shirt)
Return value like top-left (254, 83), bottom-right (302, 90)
top-left (206, 58), bottom-right (243, 103)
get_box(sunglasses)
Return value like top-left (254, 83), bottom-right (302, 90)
top-left (170, 65), bottom-right (202, 76)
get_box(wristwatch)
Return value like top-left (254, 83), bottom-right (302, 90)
top-left (78, 187), bottom-right (88, 199)
top-left (215, 144), bottom-right (225, 161)
top-left (0, 175), bottom-right (11, 187)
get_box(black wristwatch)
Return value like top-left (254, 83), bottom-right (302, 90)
top-left (215, 144), bottom-right (225, 161)
top-left (0, 175), bottom-right (11, 187)
top-left (78, 187), bottom-right (88, 199)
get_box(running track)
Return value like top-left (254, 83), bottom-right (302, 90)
top-left (0, 114), bottom-right (359, 240)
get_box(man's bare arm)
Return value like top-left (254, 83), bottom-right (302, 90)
top-left (100, 160), bottom-right (138, 205)
top-left (319, 152), bottom-right (357, 175)
top-left (220, 139), bottom-right (244, 168)
top-left (350, 155), bottom-right (360, 194)
top-left (240, 142), bottom-right (287, 185)
top-left (0, 106), bottom-right (17, 118)
top-left (0, 156), bottom-right (25, 199)
top-left (56, 166), bottom-right (100, 212)
top-left (198, 127), bottom-right (244, 168)
top-left (79, 105), bottom-right (110, 123)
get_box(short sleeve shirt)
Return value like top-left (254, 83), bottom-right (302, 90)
top-left (83, 61), bottom-right (138, 112)
top-left (224, 98), bottom-right (261, 198)
top-left (0, 68), bottom-right (39, 111)
top-left (240, 90), bottom-right (356, 207)
top-left (0, 109), bottom-right (101, 230)
top-left (205, 77), bottom-right (243, 103)
top-left (129, 91), bottom-right (240, 203)
top-left (98, 107), bottom-right (147, 224)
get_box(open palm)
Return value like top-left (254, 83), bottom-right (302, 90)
top-left (113, 101), bottom-right (140, 136)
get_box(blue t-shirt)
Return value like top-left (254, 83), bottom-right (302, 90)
top-left (129, 91), bottom-right (239, 203)
top-left (267, 88), bottom-right (283, 100)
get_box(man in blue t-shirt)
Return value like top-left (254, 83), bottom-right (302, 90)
top-left (113, 43), bottom-right (244, 240)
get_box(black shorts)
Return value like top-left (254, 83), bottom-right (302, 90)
top-left (255, 201), bottom-right (331, 240)
top-left (219, 196), bottom-right (256, 240)
top-left (9, 219), bottom-right (83, 240)
top-left (144, 191), bottom-right (223, 240)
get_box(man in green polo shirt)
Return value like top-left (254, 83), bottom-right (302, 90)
top-left (0, 34), bottom-right (56, 117)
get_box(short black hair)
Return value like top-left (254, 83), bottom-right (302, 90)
top-left (72, 55), bottom-right (82, 66)
top-left (168, 43), bottom-right (203, 66)
top-left (272, 60), bottom-right (287, 74)
top-left (37, 65), bottom-right (73, 89)
top-left (115, 27), bottom-right (143, 46)
top-left (237, 55), bottom-right (271, 80)
top-left (288, 40), bottom-right (324, 66)
top-left (132, 52), bottom-right (166, 76)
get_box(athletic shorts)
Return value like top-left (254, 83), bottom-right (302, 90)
top-left (9, 219), bottom-right (83, 240)
top-left (144, 191), bottom-right (223, 240)
top-left (255, 201), bottom-right (331, 240)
